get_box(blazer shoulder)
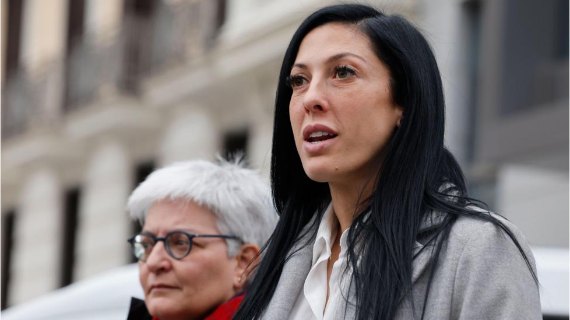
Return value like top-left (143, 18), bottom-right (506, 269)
top-left (445, 213), bottom-right (541, 319)
top-left (449, 211), bottom-right (533, 255)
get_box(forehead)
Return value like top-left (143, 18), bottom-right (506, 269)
top-left (295, 22), bottom-right (373, 62)
top-left (143, 199), bottom-right (219, 233)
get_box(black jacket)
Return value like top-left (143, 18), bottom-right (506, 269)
top-left (126, 297), bottom-right (153, 320)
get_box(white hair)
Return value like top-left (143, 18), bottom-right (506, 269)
top-left (127, 158), bottom-right (278, 257)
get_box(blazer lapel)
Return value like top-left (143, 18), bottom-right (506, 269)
top-left (412, 211), bottom-right (447, 283)
top-left (412, 241), bottom-right (433, 283)
top-left (261, 221), bottom-right (317, 320)
top-left (260, 211), bottom-right (446, 319)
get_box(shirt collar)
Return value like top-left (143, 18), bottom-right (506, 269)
top-left (315, 203), bottom-right (336, 244)
top-left (312, 203), bottom-right (336, 264)
top-left (313, 203), bottom-right (353, 262)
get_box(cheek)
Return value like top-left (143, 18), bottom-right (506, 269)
top-left (289, 103), bottom-right (301, 125)
top-left (139, 264), bottom-right (148, 290)
top-left (175, 256), bottom-right (236, 315)
top-left (178, 251), bottom-right (234, 294)
top-left (341, 105), bottom-right (398, 152)
top-left (289, 103), bottom-right (304, 141)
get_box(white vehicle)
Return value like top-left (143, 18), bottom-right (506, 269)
top-left (534, 247), bottom-right (569, 318)
top-left (2, 248), bottom-right (568, 320)
top-left (1, 263), bottom-right (144, 320)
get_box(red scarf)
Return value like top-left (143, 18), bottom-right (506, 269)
top-left (151, 293), bottom-right (245, 320)
top-left (204, 293), bottom-right (245, 320)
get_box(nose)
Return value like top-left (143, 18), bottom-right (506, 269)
top-left (145, 241), bottom-right (172, 273)
top-left (302, 78), bottom-right (329, 114)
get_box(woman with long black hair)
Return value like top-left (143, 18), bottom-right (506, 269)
top-left (235, 4), bottom-right (541, 320)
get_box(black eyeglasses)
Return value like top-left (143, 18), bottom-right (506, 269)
top-left (127, 231), bottom-right (239, 261)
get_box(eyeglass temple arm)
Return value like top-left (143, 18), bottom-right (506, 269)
top-left (194, 234), bottom-right (239, 240)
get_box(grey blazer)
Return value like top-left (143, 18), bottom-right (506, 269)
top-left (261, 212), bottom-right (541, 320)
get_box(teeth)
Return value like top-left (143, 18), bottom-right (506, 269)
top-left (309, 131), bottom-right (332, 138)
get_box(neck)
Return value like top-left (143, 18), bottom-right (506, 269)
top-left (328, 178), bottom-right (374, 234)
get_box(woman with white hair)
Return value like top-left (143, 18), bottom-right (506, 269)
top-left (125, 159), bottom-right (277, 320)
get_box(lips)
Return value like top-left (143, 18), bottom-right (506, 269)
top-left (149, 283), bottom-right (177, 292)
top-left (302, 124), bottom-right (338, 141)
top-left (301, 123), bottom-right (338, 154)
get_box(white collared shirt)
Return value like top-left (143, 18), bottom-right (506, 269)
top-left (289, 204), bottom-right (355, 320)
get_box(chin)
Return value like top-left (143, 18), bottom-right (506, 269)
top-left (301, 159), bottom-right (335, 183)
top-left (149, 307), bottom-right (198, 320)
top-left (147, 298), bottom-right (184, 319)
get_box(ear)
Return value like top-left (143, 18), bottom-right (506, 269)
top-left (395, 105), bottom-right (404, 128)
top-left (232, 243), bottom-right (260, 292)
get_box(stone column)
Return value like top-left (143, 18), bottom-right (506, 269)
top-left (10, 168), bottom-right (62, 305)
top-left (74, 140), bottom-right (132, 281)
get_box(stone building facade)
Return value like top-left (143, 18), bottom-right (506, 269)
top-left (2, 0), bottom-right (567, 311)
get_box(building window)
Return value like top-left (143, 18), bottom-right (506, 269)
top-left (65, 0), bottom-right (85, 54)
top-left (60, 187), bottom-right (81, 287)
top-left (2, 0), bottom-right (26, 139)
top-left (462, 0), bottom-right (482, 164)
top-left (133, 161), bottom-right (155, 191)
top-left (223, 129), bottom-right (249, 162)
top-left (555, 0), bottom-right (569, 60)
top-left (63, 0), bottom-right (87, 111)
top-left (1, 210), bottom-right (16, 310)
top-left (121, 0), bottom-right (156, 94)
top-left (215, 0), bottom-right (227, 32)
top-left (4, 0), bottom-right (24, 81)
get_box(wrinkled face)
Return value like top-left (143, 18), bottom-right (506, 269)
top-left (289, 23), bottom-right (402, 187)
top-left (139, 200), bottom-right (237, 320)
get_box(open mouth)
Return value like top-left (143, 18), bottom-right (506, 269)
top-left (307, 131), bottom-right (337, 144)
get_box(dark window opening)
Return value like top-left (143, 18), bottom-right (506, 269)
top-left (223, 129), bottom-right (249, 163)
top-left (2, 0), bottom-right (26, 139)
top-left (130, 161), bottom-right (155, 262)
top-left (65, 0), bottom-right (85, 54)
top-left (61, 187), bottom-right (81, 287)
top-left (555, 0), bottom-right (569, 59)
top-left (215, 0), bottom-right (227, 31)
top-left (462, 0), bottom-right (482, 163)
top-left (121, 0), bottom-right (156, 94)
top-left (1, 210), bottom-right (16, 310)
top-left (63, 0), bottom-right (86, 112)
top-left (134, 161), bottom-right (155, 189)
top-left (4, 0), bottom-right (24, 81)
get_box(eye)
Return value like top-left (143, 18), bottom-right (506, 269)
top-left (141, 241), bottom-right (154, 249)
top-left (333, 65), bottom-right (356, 79)
top-left (287, 75), bottom-right (308, 89)
top-left (168, 233), bottom-right (191, 248)
top-left (175, 239), bottom-right (189, 246)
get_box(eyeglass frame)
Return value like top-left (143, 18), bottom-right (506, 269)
top-left (127, 230), bottom-right (240, 262)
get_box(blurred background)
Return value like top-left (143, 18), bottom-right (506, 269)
top-left (1, 0), bottom-right (568, 317)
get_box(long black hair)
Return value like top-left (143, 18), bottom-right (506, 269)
top-left (235, 4), bottom-right (537, 320)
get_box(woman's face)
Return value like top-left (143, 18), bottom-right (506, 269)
top-left (139, 200), bottom-right (238, 320)
top-left (289, 22), bottom-right (402, 186)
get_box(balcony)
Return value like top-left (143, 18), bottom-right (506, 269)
top-left (2, 0), bottom-right (224, 141)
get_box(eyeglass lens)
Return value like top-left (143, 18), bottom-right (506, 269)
top-left (131, 232), bottom-right (192, 261)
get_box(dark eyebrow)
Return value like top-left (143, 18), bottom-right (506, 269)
top-left (292, 63), bottom-right (308, 70)
top-left (325, 52), bottom-right (367, 64)
top-left (292, 52), bottom-right (367, 71)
